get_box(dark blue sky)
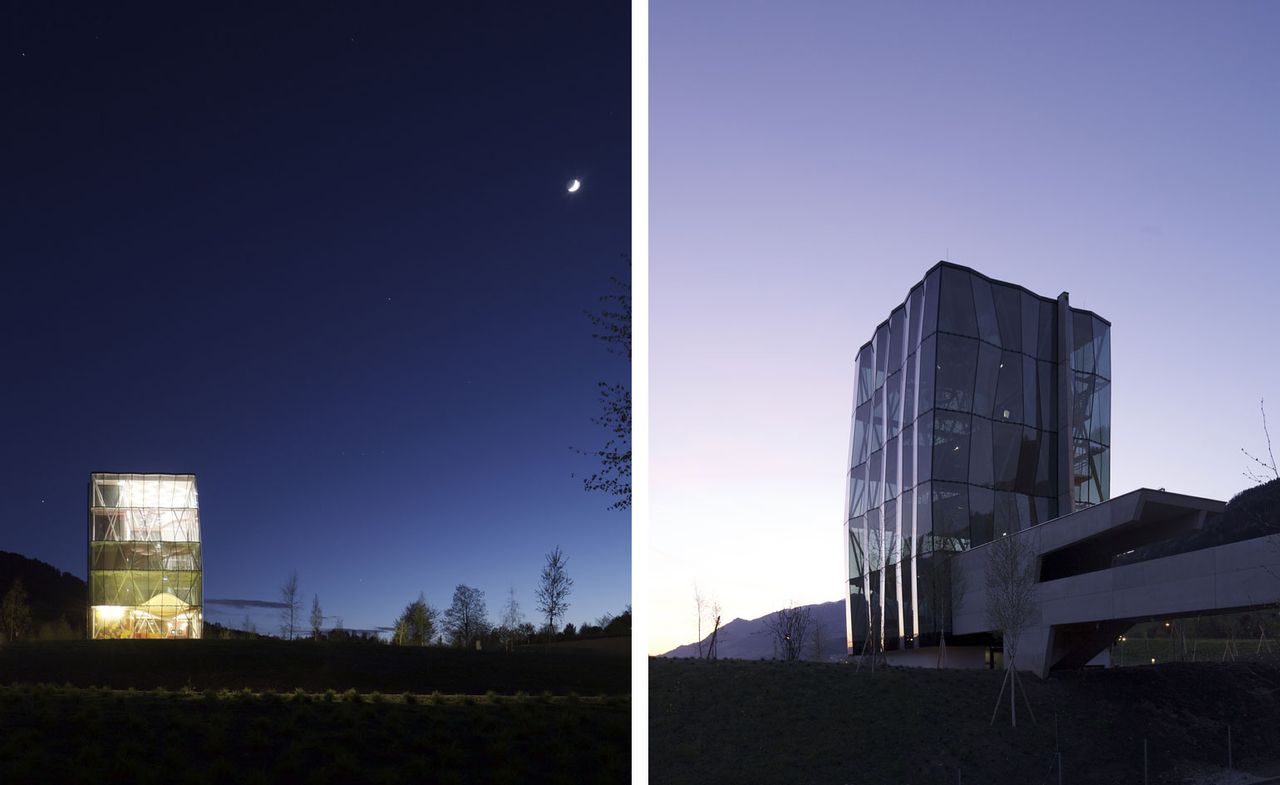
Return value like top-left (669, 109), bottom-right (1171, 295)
top-left (2, 4), bottom-right (630, 633)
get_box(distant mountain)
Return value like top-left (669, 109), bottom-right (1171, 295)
top-left (661, 599), bottom-right (847, 661)
top-left (0, 551), bottom-right (86, 637)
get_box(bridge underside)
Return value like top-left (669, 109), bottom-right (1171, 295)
top-left (950, 489), bottom-right (1280, 678)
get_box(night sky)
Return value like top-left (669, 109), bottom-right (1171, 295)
top-left (2, 4), bottom-right (630, 634)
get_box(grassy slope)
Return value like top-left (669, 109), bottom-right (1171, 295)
top-left (650, 657), bottom-right (1280, 785)
top-left (0, 684), bottom-right (629, 785)
top-left (0, 638), bottom-right (630, 695)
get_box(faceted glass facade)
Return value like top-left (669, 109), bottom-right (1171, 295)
top-left (844, 263), bottom-right (1109, 654)
top-left (89, 473), bottom-right (202, 639)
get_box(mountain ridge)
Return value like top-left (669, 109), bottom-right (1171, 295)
top-left (661, 599), bottom-right (846, 661)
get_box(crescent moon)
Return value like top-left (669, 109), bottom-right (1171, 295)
top-left (567, 179), bottom-right (581, 193)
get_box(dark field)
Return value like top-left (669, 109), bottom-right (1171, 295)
top-left (650, 657), bottom-right (1280, 785)
top-left (0, 640), bottom-right (631, 784)
top-left (0, 638), bottom-right (629, 694)
top-left (1, 683), bottom-right (629, 785)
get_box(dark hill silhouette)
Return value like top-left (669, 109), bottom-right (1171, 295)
top-left (0, 551), bottom-right (86, 637)
top-left (661, 599), bottom-right (847, 661)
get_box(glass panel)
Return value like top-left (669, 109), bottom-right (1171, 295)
top-left (932, 411), bottom-right (971, 482)
top-left (938, 266), bottom-right (978, 338)
top-left (1037, 360), bottom-right (1055, 432)
top-left (907, 286), bottom-right (924, 351)
top-left (994, 351), bottom-right (1024, 424)
top-left (1021, 291), bottom-right (1041, 360)
top-left (969, 486), bottom-right (994, 547)
top-left (885, 435), bottom-right (900, 500)
top-left (1072, 371), bottom-right (1096, 443)
top-left (900, 537), bottom-right (915, 644)
top-left (856, 346), bottom-right (876, 406)
top-left (1035, 432), bottom-right (1057, 498)
top-left (1094, 318), bottom-right (1111, 379)
top-left (1016, 494), bottom-right (1033, 532)
top-left (850, 463), bottom-right (868, 518)
top-left (974, 342), bottom-right (1001, 419)
top-left (853, 400), bottom-right (873, 465)
top-left (1032, 496), bottom-right (1052, 526)
top-left (887, 370), bottom-right (903, 439)
top-left (994, 491), bottom-right (1020, 537)
top-left (872, 386), bottom-right (885, 452)
top-left (1016, 426), bottom-right (1040, 496)
top-left (903, 354), bottom-right (917, 427)
top-left (883, 560), bottom-right (900, 645)
top-left (918, 334), bottom-right (936, 415)
top-left (901, 424), bottom-right (915, 490)
top-left (921, 268), bottom-right (940, 339)
top-left (1071, 311), bottom-right (1095, 375)
top-left (1022, 355), bottom-right (1037, 428)
top-left (915, 481), bottom-right (933, 555)
top-left (969, 416), bottom-right (994, 488)
top-left (1093, 376), bottom-right (1111, 445)
top-left (848, 514), bottom-right (869, 583)
top-left (935, 334), bottom-right (978, 412)
top-left (992, 421), bottom-right (1021, 491)
top-left (916, 410), bottom-right (933, 480)
top-left (874, 322), bottom-right (890, 389)
top-left (1038, 299), bottom-right (1055, 360)
top-left (868, 449), bottom-right (884, 510)
top-left (932, 482), bottom-right (970, 552)
top-left (993, 285), bottom-right (1023, 354)
top-left (971, 276), bottom-right (1000, 345)
top-left (1096, 447), bottom-right (1111, 501)
top-left (888, 308), bottom-right (906, 372)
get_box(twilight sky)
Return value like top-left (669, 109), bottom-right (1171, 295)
top-left (1, 4), bottom-right (630, 635)
top-left (651, 1), bottom-right (1280, 654)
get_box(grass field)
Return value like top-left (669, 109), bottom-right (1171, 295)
top-left (0, 639), bottom-right (631, 783)
top-left (0, 637), bottom-right (629, 695)
top-left (651, 657), bottom-right (1280, 785)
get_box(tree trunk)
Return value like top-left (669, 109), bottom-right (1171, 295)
top-left (1010, 660), bottom-right (1017, 728)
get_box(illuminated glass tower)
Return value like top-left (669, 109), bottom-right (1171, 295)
top-left (88, 473), bottom-right (202, 639)
top-left (844, 263), bottom-right (1109, 656)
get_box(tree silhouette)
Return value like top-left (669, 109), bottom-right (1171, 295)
top-left (1, 579), bottom-right (32, 642)
top-left (279, 570), bottom-right (301, 640)
top-left (444, 585), bottom-right (488, 648)
top-left (579, 270), bottom-right (631, 511)
top-left (310, 595), bottom-right (323, 639)
top-left (536, 546), bottom-right (575, 636)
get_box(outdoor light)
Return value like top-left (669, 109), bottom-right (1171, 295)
top-left (1151, 657), bottom-right (1156, 664)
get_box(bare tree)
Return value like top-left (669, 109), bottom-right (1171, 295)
top-left (1, 579), bottom-right (31, 642)
top-left (705, 599), bottom-right (723, 660)
top-left (765, 603), bottom-right (813, 662)
top-left (694, 583), bottom-right (707, 658)
top-left (1243, 399), bottom-right (1279, 484)
top-left (810, 620), bottom-right (826, 662)
top-left (444, 585), bottom-right (488, 648)
top-left (499, 587), bottom-right (523, 652)
top-left (985, 533), bottom-right (1040, 727)
top-left (310, 595), bottom-right (323, 640)
top-left (579, 272), bottom-right (631, 511)
top-left (279, 570), bottom-right (301, 640)
top-left (394, 592), bottom-right (436, 646)
top-left (536, 546), bottom-right (574, 636)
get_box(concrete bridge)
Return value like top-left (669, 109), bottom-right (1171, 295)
top-left (951, 488), bottom-right (1280, 678)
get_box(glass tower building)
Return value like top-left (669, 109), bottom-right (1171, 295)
top-left (844, 263), bottom-right (1109, 656)
top-left (88, 473), bottom-right (203, 639)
